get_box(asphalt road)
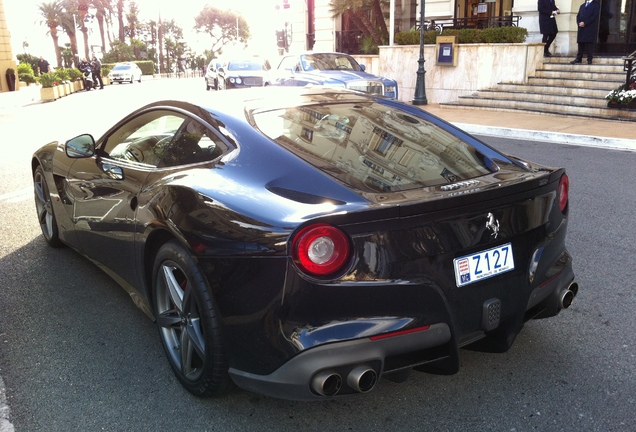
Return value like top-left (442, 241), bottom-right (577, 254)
top-left (0, 80), bottom-right (635, 431)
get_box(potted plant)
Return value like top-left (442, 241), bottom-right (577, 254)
top-left (101, 65), bottom-right (112, 85)
top-left (67, 68), bottom-right (84, 91)
top-left (5, 67), bottom-right (16, 91)
top-left (606, 79), bottom-right (636, 110)
top-left (39, 72), bottom-right (59, 102)
top-left (54, 69), bottom-right (69, 97)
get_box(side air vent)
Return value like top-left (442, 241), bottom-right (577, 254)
top-left (267, 186), bottom-right (346, 205)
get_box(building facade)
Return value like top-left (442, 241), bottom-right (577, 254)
top-left (0, 0), bottom-right (18, 93)
top-left (275, 0), bottom-right (635, 56)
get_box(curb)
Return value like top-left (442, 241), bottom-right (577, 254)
top-left (455, 122), bottom-right (636, 152)
top-left (0, 376), bottom-right (14, 432)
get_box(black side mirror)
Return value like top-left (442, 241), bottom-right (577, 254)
top-left (65, 134), bottom-right (95, 158)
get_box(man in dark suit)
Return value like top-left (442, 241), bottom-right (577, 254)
top-left (570, 0), bottom-right (601, 64)
top-left (538, 0), bottom-right (560, 57)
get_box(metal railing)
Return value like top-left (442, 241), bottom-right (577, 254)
top-left (623, 50), bottom-right (636, 88)
top-left (337, 15), bottom-right (522, 53)
top-left (417, 16), bottom-right (521, 32)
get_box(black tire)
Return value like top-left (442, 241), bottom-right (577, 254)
top-left (152, 240), bottom-right (230, 397)
top-left (33, 165), bottom-right (63, 248)
top-left (213, 78), bottom-right (218, 90)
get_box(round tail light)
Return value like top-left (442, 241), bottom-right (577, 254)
top-left (292, 224), bottom-right (351, 277)
top-left (558, 173), bottom-right (569, 213)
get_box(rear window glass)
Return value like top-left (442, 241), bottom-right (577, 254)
top-left (252, 102), bottom-right (493, 192)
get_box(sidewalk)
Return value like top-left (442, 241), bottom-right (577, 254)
top-left (1, 86), bottom-right (635, 150)
top-left (420, 104), bottom-right (636, 151)
top-left (0, 86), bottom-right (41, 110)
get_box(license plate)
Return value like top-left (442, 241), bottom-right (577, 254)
top-left (453, 243), bottom-right (515, 287)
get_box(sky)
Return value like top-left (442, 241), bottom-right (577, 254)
top-left (3, 0), bottom-right (283, 62)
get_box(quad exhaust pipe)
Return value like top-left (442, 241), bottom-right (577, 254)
top-left (310, 371), bottom-right (342, 397)
top-left (347, 366), bottom-right (378, 393)
top-left (560, 281), bottom-right (579, 309)
top-left (311, 365), bottom-right (379, 397)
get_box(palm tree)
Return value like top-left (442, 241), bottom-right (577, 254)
top-left (92, 0), bottom-right (113, 54)
top-left (38, 1), bottom-right (64, 69)
top-left (77, 0), bottom-right (91, 59)
top-left (126, 1), bottom-right (140, 41)
top-left (330, 0), bottom-right (389, 46)
top-left (116, 0), bottom-right (125, 42)
top-left (59, 0), bottom-right (81, 67)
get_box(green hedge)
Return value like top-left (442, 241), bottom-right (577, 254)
top-left (19, 73), bottom-right (36, 84)
top-left (395, 26), bottom-right (528, 45)
top-left (17, 63), bottom-right (36, 84)
top-left (103, 60), bottom-right (154, 76)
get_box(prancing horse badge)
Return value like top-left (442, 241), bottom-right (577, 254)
top-left (486, 212), bottom-right (500, 238)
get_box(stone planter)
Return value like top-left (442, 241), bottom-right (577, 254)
top-left (607, 100), bottom-right (636, 110)
top-left (357, 43), bottom-right (544, 104)
top-left (74, 80), bottom-right (83, 92)
top-left (56, 84), bottom-right (66, 97)
top-left (40, 86), bottom-right (58, 102)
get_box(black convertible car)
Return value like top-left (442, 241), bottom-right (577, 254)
top-left (32, 87), bottom-right (577, 400)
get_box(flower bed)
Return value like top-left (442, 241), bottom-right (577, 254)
top-left (606, 80), bottom-right (636, 110)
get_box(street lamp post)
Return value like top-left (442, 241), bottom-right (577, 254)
top-left (412, 0), bottom-right (428, 105)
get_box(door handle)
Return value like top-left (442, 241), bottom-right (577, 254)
top-left (101, 163), bottom-right (124, 180)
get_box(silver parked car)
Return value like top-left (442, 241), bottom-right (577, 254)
top-left (108, 62), bottom-right (143, 84)
top-left (204, 59), bottom-right (223, 91)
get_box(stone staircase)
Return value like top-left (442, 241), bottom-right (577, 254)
top-left (442, 56), bottom-right (636, 122)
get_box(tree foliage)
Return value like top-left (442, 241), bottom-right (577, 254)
top-left (125, 1), bottom-right (140, 40)
top-left (194, 6), bottom-right (250, 58)
top-left (330, 0), bottom-right (389, 46)
top-left (102, 40), bottom-right (135, 63)
top-left (34, 0), bottom-right (216, 74)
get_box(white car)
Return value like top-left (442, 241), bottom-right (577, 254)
top-left (108, 62), bottom-right (143, 84)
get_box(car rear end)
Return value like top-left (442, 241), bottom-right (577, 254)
top-left (227, 92), bottom-right (576, 399)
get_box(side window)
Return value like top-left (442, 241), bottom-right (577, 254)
top-left (104, 111), bottom-right (186, 167)
top-left (158, 119), bottom-right (230, 168)
top-left (278, 56), bottom-right (298, 71)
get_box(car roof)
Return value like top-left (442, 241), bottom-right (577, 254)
top-left (288, 51), bottom-right (352, 56)
top-left (144, 86), bottom-right (379, 119)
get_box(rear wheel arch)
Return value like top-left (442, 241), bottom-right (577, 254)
top-left (143, 229), bottom-right (225, 307)
top-left (143, 228), bottom-right (178, 304)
